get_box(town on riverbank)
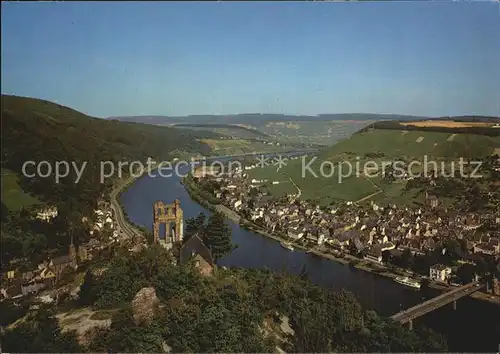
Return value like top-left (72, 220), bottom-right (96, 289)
top-left (183, 155), bottom-right (500, 305)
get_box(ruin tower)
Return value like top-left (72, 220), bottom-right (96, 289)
top-left (69, 233), bottom-right (76, 262)
top-left (174, 199), bottom-right (184, 242)
top-left (153, 199), bottom-right (184, 249)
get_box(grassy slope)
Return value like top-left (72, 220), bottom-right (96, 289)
top-left (324, 130), bottom-right (500, 159)
top-left (1, 168), bottom-right (41, 210)
top-left (171, 124), bottom-right (269, 139)
top-left (249, 129), bottom-right (500, 205)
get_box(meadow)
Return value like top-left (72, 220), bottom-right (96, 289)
top-left (1, 168), bottom-right (41, 210)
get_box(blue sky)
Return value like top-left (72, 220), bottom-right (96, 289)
top-left (1, 1), bottom-right (499, 118)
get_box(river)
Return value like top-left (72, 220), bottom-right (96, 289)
top-left (120, 154), bottom-right (500, 352)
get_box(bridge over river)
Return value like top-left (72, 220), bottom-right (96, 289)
top-left (391, 281), bottom-right (486, 330)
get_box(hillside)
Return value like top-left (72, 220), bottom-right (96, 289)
top-left (170, 123), bottom-right (270, 139)
top-left (324, 129), bottom-right (500, 160)
top-left (109, 114), bottom-right (500, 146)
top-left (108, 113), bottom-right (428, 125)
top-left (1, 95), bottom-right (214, 213)
top-left (360, 119), bottom-right (500, 137)
top-left (249, 128), bottom-right (500, 206)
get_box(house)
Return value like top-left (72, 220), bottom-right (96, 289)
top-left (21, 280), bottom-right (48, 296)
top-left (179, 234), bottom-right (215, 276)
top-left (429, 264), bottom-right (452, 282)
top-left (36, 206), bottom-right (58, 221)
top-left (425, 192), bottom-right (439, 208)
top-left (364, 246), bottom-right (383, 263)
top-left (474, 243), bottom-right (497, 256)
top-left (49, 240), bottom-right (78, 281)
top-left (287, 229), bottom-right (302, 240)
top-left (353, 237), bottom-right (365, 252)
top-left (49, 255), bottom-right (77, 280)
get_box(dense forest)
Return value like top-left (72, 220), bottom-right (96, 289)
top-left (1, 245), bottom-right (449, 353)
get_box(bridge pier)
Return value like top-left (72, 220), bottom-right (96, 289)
top-left (453, 300), bottom-right (457, 311)
top-left (408, 319), bottom-right (413, 331)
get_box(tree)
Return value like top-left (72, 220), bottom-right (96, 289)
top-left (0, 301), bottom-right (29, 328)
top-left (88, 306), bottom-right (163, 353)
top-left (78, 269), bottom-right (96, 306)
top-left (184, 212), bottom-right (206, 244)
top-left (381, 250), bottom-right (391, 263)
top-left (1, 202), bottom-right (9, 222)
top-left (249, 187), bottom-right (259, 198)
top-left (1, 307), bottom-right (82, 353)
top-left (475, 256), bottom-right (488, 277)
top-left (203, 211), bottom-right (234, 262)
top-left (330, 290), bottom-right (364, 333)
top-left (400, 249), bottom-right (414, 269)
top-left (456, 263), bottom-right (475, 284)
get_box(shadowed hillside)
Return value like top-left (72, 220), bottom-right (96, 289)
top-left (1, 95), bottom-right (214, 212)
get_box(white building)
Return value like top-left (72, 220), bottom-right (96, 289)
top-left (36, 207), bottom-right (58, 221)
top-left (429, 264), bottom-right (452, 282)
top-left (234, 200), bottom-right (242, 210)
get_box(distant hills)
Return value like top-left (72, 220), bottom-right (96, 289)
top-left (107, 113), bottom-right (430, 125)
top-left (108, 113), bottom-right (500, 125)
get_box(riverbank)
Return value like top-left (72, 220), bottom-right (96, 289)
top-left (195, 149), bottom-right (319, 161)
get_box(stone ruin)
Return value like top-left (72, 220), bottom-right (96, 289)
top-left (131, 287), bottom-right (159, 325)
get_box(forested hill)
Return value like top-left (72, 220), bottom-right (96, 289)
top-left (1, 95), bottom-right (213, 215)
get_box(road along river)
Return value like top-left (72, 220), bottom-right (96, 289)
top-left (120, 153), bottom-right (500, 352)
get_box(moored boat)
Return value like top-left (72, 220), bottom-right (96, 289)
top-left (281, 241), bottom-right (294, 251)
top-left (394, 276), bottom-right (421, 289)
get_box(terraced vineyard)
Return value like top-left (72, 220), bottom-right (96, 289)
top-left (323, 130), bottom-right (500, 160)
top-left (248, 128), bottom-right (500, 206)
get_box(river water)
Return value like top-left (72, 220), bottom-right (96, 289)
top-left (121, 155), bottom-right (500, 352)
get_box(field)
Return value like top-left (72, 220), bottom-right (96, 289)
top-left (173, 125), bottom-right (267, 140)
top-left (170, 119), bottom-right (377, 147)
top-left (200, 139), bottom-right (292, 156)
top-left (400, 120), bottom-right (496, 128)
top-left (249, 156), bottom-right (379, 204)
top-left (247, 129), bottom-right (500, 206)
top-left (1, 169), bottom-right (41, 210)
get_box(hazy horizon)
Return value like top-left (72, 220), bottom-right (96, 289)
top-left (2, 2), bottom-right (499, 118)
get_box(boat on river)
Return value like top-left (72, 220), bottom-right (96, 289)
top-left (394, 276), bottom-right (421, 289)
top-left (281, 241), bottom-right (294, 251)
